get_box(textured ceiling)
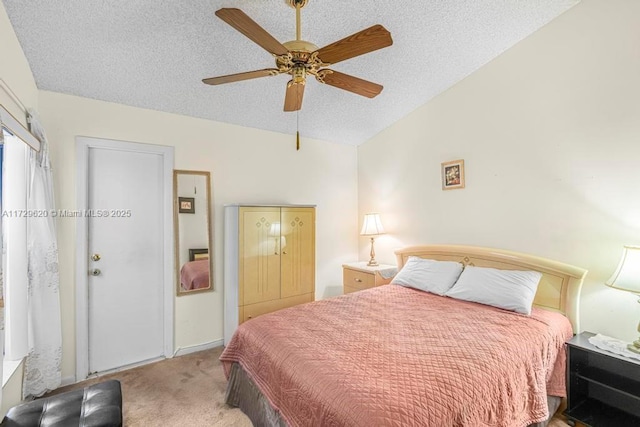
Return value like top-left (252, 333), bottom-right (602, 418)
top-left (3, 0), bottom-right (579, 145)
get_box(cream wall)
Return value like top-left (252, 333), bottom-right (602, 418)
top-left (38, 91), bottom-right (358, 381)
top-left (358, 0), bottom-right (640, 341)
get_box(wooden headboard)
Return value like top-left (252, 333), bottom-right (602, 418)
top-left (394, 245), bottom-right (588, 333)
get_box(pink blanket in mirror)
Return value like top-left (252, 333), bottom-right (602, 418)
top-left (180, 259), bottom-right (209, 290)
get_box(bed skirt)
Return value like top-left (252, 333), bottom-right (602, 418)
top-left (225, 362), bottom-right (562, 427)
top-left (225, 362), bottom-right (287, 427)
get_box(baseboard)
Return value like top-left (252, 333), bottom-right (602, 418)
top-left (173, 339), bottom-right (223, 357)
top-left (60, 376), bottom-right (75, 387)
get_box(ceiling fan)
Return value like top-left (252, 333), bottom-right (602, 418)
top-left (202, 0), bottom-right (393, 112)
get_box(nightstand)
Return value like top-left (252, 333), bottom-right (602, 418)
top-left (564, 331), bottom-right (640, 427)
top-left (342, 262), bottom-right (397, 294)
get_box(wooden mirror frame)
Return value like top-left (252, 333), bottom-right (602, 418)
top-left (173, 170), bottom-right (213, 295)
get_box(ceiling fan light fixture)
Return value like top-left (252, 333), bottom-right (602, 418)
top-left (292, 66), bottom-right (306, 85)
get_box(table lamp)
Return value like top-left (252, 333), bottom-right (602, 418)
top-left (606, 245), bottom-right (640, 354)
top-left (360, 213), bottom-right (385, 266)
top-left (269, 222), bottom-right (286, 255)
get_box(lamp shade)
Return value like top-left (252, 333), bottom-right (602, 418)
top-left (606, 246), bottom-right (640, 293)
top-left (268, 222), bottom-right (281, 237)
top-left (360, 213), bottom-right (385, 236)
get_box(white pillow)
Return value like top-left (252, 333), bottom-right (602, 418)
top-left (391, 256), bottom-right (463, 296)
top-left (444, 266), bottom-right (541, 315)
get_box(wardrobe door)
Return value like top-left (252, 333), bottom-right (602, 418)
top-left (280, 207), bottom-right (315, 299)
top-left (239, 207), bottom-right (281, 306)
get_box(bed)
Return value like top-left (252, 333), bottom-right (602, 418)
top-left (220, 245), bottom-right (587, 427)
top-left (180, 248), bottom-right (210, 290)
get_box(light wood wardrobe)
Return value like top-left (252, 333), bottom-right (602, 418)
top-left (224, 205), bottom-right (315, 344)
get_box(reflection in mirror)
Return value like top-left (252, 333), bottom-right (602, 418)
top-left (174, 170), bottom-right (213, 295)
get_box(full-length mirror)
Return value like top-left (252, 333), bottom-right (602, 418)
top-left (174, 170), bottom-right (213, 295)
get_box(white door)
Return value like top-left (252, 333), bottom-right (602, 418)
top-left (76, 137), bottom-right (174, 377)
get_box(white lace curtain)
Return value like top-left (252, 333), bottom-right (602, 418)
top-left (23, 111), bottom-right (62, 398)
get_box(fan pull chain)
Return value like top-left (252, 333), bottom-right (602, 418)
top-left (296, 111), bottom-right (300, 151)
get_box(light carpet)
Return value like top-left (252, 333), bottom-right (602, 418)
top-left (52, 346), bottom-right (569, 426)
top-left (52, 347), bottom-right (250, 426)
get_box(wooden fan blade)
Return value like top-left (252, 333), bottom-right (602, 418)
top-left (215, 8), bottom-right (289, 56)
top-left (202, 69), bottom-right (280, 85)
top-left (320, 71), bottom-right (383, 98)
top-left (315, 25), bottom-right (392, 65)
top-left (284, 82), bottom-right (305, 112)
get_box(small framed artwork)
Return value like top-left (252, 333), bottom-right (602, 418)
top-left (189, 248), bottom-right (208, 261)
top-left (441, 159), bottom-right (465, 190)
top-left (178, 197), bottom-right (195, 213)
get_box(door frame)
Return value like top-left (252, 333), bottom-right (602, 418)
top-left (75, 136), bottom-right (174, 381)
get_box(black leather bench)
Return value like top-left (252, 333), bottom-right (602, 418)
top-left (1, 380), bottom-right (122, 427)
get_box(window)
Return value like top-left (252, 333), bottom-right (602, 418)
top-left (0, 105), bottom-right (40, 389)
top-left (1, 129), bottom-right (29, 367)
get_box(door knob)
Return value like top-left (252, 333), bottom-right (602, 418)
top-left (91, 254), bottom-right (101, 261)
top-left (90, 268), bottom-right (101, 276)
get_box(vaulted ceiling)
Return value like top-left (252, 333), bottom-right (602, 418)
top-left (3, 0), bottom-right (579, 145)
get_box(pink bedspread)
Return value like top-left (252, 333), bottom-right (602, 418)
top-left (180, 259), bottom-right (209, 290)
top-left (220, 285), bottom-right (573, 427)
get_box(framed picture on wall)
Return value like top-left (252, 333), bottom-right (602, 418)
top-left (441, 159), bottom-right (465, 190)
top-left (179, 197), bottom-right (195, 213)
top-left (188, 248), bottom-right (208, 261)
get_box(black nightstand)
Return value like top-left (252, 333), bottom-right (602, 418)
top-left (564, 332), bottom-right (640, 427)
